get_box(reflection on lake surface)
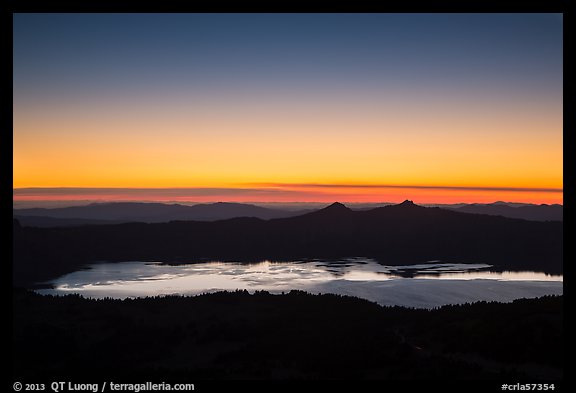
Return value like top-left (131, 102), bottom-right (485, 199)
top-left (36, 258), bottom-right (563, 308)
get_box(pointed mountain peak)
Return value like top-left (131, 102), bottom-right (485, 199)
top-left (297, 201), bottom-right (352, 220)
top-left (311, 202), bottom-right (351, 215)
top-left (324, 202), bottom-right (350, 211)
top-left (391, 200), bottom-right (424, 210)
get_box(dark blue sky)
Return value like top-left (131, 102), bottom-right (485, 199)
top-left (14, 13), bottom-right (562, 101)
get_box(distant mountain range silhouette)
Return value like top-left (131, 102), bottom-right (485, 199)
top-left (13, 202), bottom-right (301, 225)
top-left (13, 200), bottom-right (562, 286)
top-left (13, 200), bottom-right (561, 228)
top-left (444, 202), bottom-right (562, 222)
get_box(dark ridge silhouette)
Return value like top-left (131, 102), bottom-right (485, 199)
top-left (13, 201), bottom-right (562, 226)
top-left (13, 201), bottom-right (303, 224)
top-left (445, 202), bottom-right (563, 222)
top-left (13, 201), bottom-right (562, 286)
top-left (13, 215), bottom-right (124, 228)
top-left (13, 289), bottom-right (562, 380)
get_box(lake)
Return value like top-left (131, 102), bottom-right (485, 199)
top-left (36, 258), bottom-right (563, 308)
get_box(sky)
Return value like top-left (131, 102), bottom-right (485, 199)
top-left (13, 13), bottom-right (563, 204)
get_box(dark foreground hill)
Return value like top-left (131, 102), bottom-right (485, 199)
top-left (13, 289), bottom-right (562, 380)
top-left (13, 201), bottom-right (562, 286)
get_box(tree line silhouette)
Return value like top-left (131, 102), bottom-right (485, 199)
top-left (13, 289), bottom-right (562, 380)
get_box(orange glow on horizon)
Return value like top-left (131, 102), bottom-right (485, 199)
top-left (13, 92), bottom-right (562, 196)
top-left (13, 82), bottom-right (562, 206)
